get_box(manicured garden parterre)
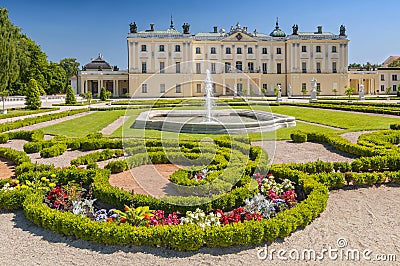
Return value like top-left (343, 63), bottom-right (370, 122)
top-left (0, 99), bottom-right (399, 251)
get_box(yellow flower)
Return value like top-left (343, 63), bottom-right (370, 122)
top-left (15, 180), bottom-right (19, 184)
top-left (49, 183), bottom-right (56, 188)
top-left (15, 185), bottom-right (21, 189)
top-left (21, 185), bottom-right (28, 189)
top-left (50, 174), bottom-right (56, 178)
top-left (41, 177), bottom-right (47, 182)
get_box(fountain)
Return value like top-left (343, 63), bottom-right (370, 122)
top-left (133, 70), bottom-right (296, 134)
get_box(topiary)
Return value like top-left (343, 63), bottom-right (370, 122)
top-left (290, 131), bottom-right (308, 143)
top-left (65, 85), bottom-right (76, 104)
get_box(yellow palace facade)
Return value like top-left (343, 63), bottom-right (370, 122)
top-left (76, 19), bottom-right (399, 98)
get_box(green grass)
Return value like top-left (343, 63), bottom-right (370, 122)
top-left (42, 110), bottom-right (126, 137)
top-left (264, 106), bottom-right (398, 131)
top-left (41, 104), bottom-right (398, 140)
top-left (0, 108), bottom-right (58, 119)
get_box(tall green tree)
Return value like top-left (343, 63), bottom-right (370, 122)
top-left (45, 62), bottom-right (67, 94)
top-left (60, 58), bottom-right (80, 87)
top-left (0, 8), bottom-right (19, 112)
top-left (26, 78), bottom-right (41, 110)
top-left (100, 87), bottom-right (107, 101)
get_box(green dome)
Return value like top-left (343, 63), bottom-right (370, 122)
top-left (270, 20), bottom-right (286, 37)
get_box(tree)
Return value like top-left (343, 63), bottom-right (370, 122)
top-left (301, 88), bottom-right (307, 98)
top-left (332, 88), bottom-right (338, 96)
top-left (26, 78), bottom-right (41, 110)
top-left (0, 8), bottom-right (19, 112)
top-left (84, 92), bottom-right (92, 106)
top-left (100, 87), bottom-right (107, 101)
top-left (344, 86), bottom-right (355, 99)
top-left (44, 62), bottom-right (67, 95)
top-left (388, 58), bottom-right (400, 68)
top-left (65, 85), bottom-right (76, 104)
top-left (59, 58), bottom-right (80, 88)
top-left (385, 87), bottom-right (392, 97)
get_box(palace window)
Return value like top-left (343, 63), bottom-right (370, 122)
top-left (226, 47), bottom-right (231, 54)
top-left (211, 63), bottom-right (216, 74)
top-left (262, 63), bottom-right (267, 74)
top-left (196, 84), bottom-right (201, 93)
top-left (393, 85), bottom-right (397, 91)
top-left (141, 84), bottom-right (147, 93)
top-left (332, 46), bottom-right (337, 53)
top-left (212, 83), bottom-right (216, 93)
top-left (196, 63), bottom-right (201, 74)
top-left (141, 45), bottom-right (147, 52)
top-left (175, 45), bottom-right (181, 52)
top-left (211, 47), bottom-right (216, 54)
top-left (160, 62), bottom-right (165, 73)
top-left (176, 84), bottom-right (181, 93)
top-left (262, 47), bottom-right (267, 54)
top-left (392, 74), bottom-right (398, 81)
top-left (381, 85), bottom-right (385, 92)
top-left (248, 62), bottom-right (254, 73)
top-left (301, 46), bottom-right (307, 52)
top-left (159, 45), bottom-right (165, 52)
top-left (225, 62), bottom-right (231, 73)
top-left (317, 83), bottom-right (321, 92)
top-left (196, 47), bottom-right (201, 54)
top-left (141, 62), bottom-right (147, 73)
top-left (262, 84), bottom-right (268, 94)
top-left (302, 83), bottom-right (307, 90)
top-left (237, 47), bottom-right (242, 54)
top-left (176, 62), bottom-right (180, 73)
top-left (236, 61), bottom-right (242, 71)
top-left (302, 62), bottom-right (307, 73)
top-left (277, 48), bottom-right (282, 54)
top-left (160, 84), bottom-right (165, 93)
top-left (248, 47), bottom-right (253, 54)
top-left (316, 62), bottom-right (321, 73)
top-left (316, 46), bottom-right (321, 53)
top-left (332, 62), bottom-right (337, 73)
top-left (277, 63), bottom-right (282, 74)
top-left (381, 74), bottom-right (385, 81)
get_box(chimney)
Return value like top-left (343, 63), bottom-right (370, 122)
top-left (317, 26), bottom-right (322, 34)
top-left (150, 23), bottom-right (155, 31)
top-left (213, 26), bottom-right (218, 33)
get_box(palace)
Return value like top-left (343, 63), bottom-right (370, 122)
top-left (76, 19), bottom-right (399, 98)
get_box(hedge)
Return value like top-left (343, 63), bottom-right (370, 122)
top-left (0, 109), bottom-right (87, 133)
top-left (21, 169), bottom-right (329, 250)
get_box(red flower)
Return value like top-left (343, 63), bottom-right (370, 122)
top-left (106, 218), bottom-right (113, 222)
top-left (120, 217), bottom-right (127, 223)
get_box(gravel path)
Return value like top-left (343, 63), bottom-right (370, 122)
top-left (100, 116), bottom-right (128, 135)
top-left (28, 149), bottom-right (104, 168)
top-left (253, 140), bottom-right (356, 164)
top-left (340, 131), bottom-right (377, 144)
top-left (0, 185), bottom-right (398, 265)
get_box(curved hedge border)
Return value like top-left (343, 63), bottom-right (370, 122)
top-left (21, 168), bottom-right (328, 251)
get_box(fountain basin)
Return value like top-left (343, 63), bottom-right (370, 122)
top-left (133, 109), bottom-right (296, 134)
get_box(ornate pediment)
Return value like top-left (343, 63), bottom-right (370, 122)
top-left (222, 32), bottom-right (258, 42)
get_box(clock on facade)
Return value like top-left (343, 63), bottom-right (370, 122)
top-left (236, 33), bottom-right (242, 40)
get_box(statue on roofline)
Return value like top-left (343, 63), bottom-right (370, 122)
top-left (292, 24), bottom-right (298, 35)
top-left (130, 22), bottom-right (137, 33)
top-left (340, 25), bottom-right (346, 36)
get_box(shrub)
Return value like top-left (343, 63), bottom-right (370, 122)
top-left (65, 85), bottom-right (77, 104)
top-left (100, 87), bottom-right (107, 101)
top-left (105, 160), bottom-right (128, 173)
top-left (0, 134), bottom-right (9, 144)
top-left (40, 143), bottom-right (67, 158)
top-left (390, 124), bottom-right (400, 130)
top-left (25, 78), bottom-right (42, 110)
top-left (290, 131), bottom-right (307, 143)
top-left (23, 142), bottom-right (42, 153)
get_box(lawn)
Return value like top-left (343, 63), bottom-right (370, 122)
top-left (42, 110), bottom-right (126, 137)
top-left (41, 104), bottom-right (398, 140)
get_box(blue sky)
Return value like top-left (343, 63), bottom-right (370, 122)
top-left (2, 0), bottom-right (399, 69)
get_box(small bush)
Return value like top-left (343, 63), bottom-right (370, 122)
top-left (390, 124), bottom-right (400, 130)
top-left (0, 134), bottom-right (9, 144)
top-left (40, 143), bottom-right (67, 158)
top-left (105, 160), bottom-right (128, 173)
top-left (290, 131), bottom-right (307, 143)
top-left (23, 142), bottom-right (42, 153)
